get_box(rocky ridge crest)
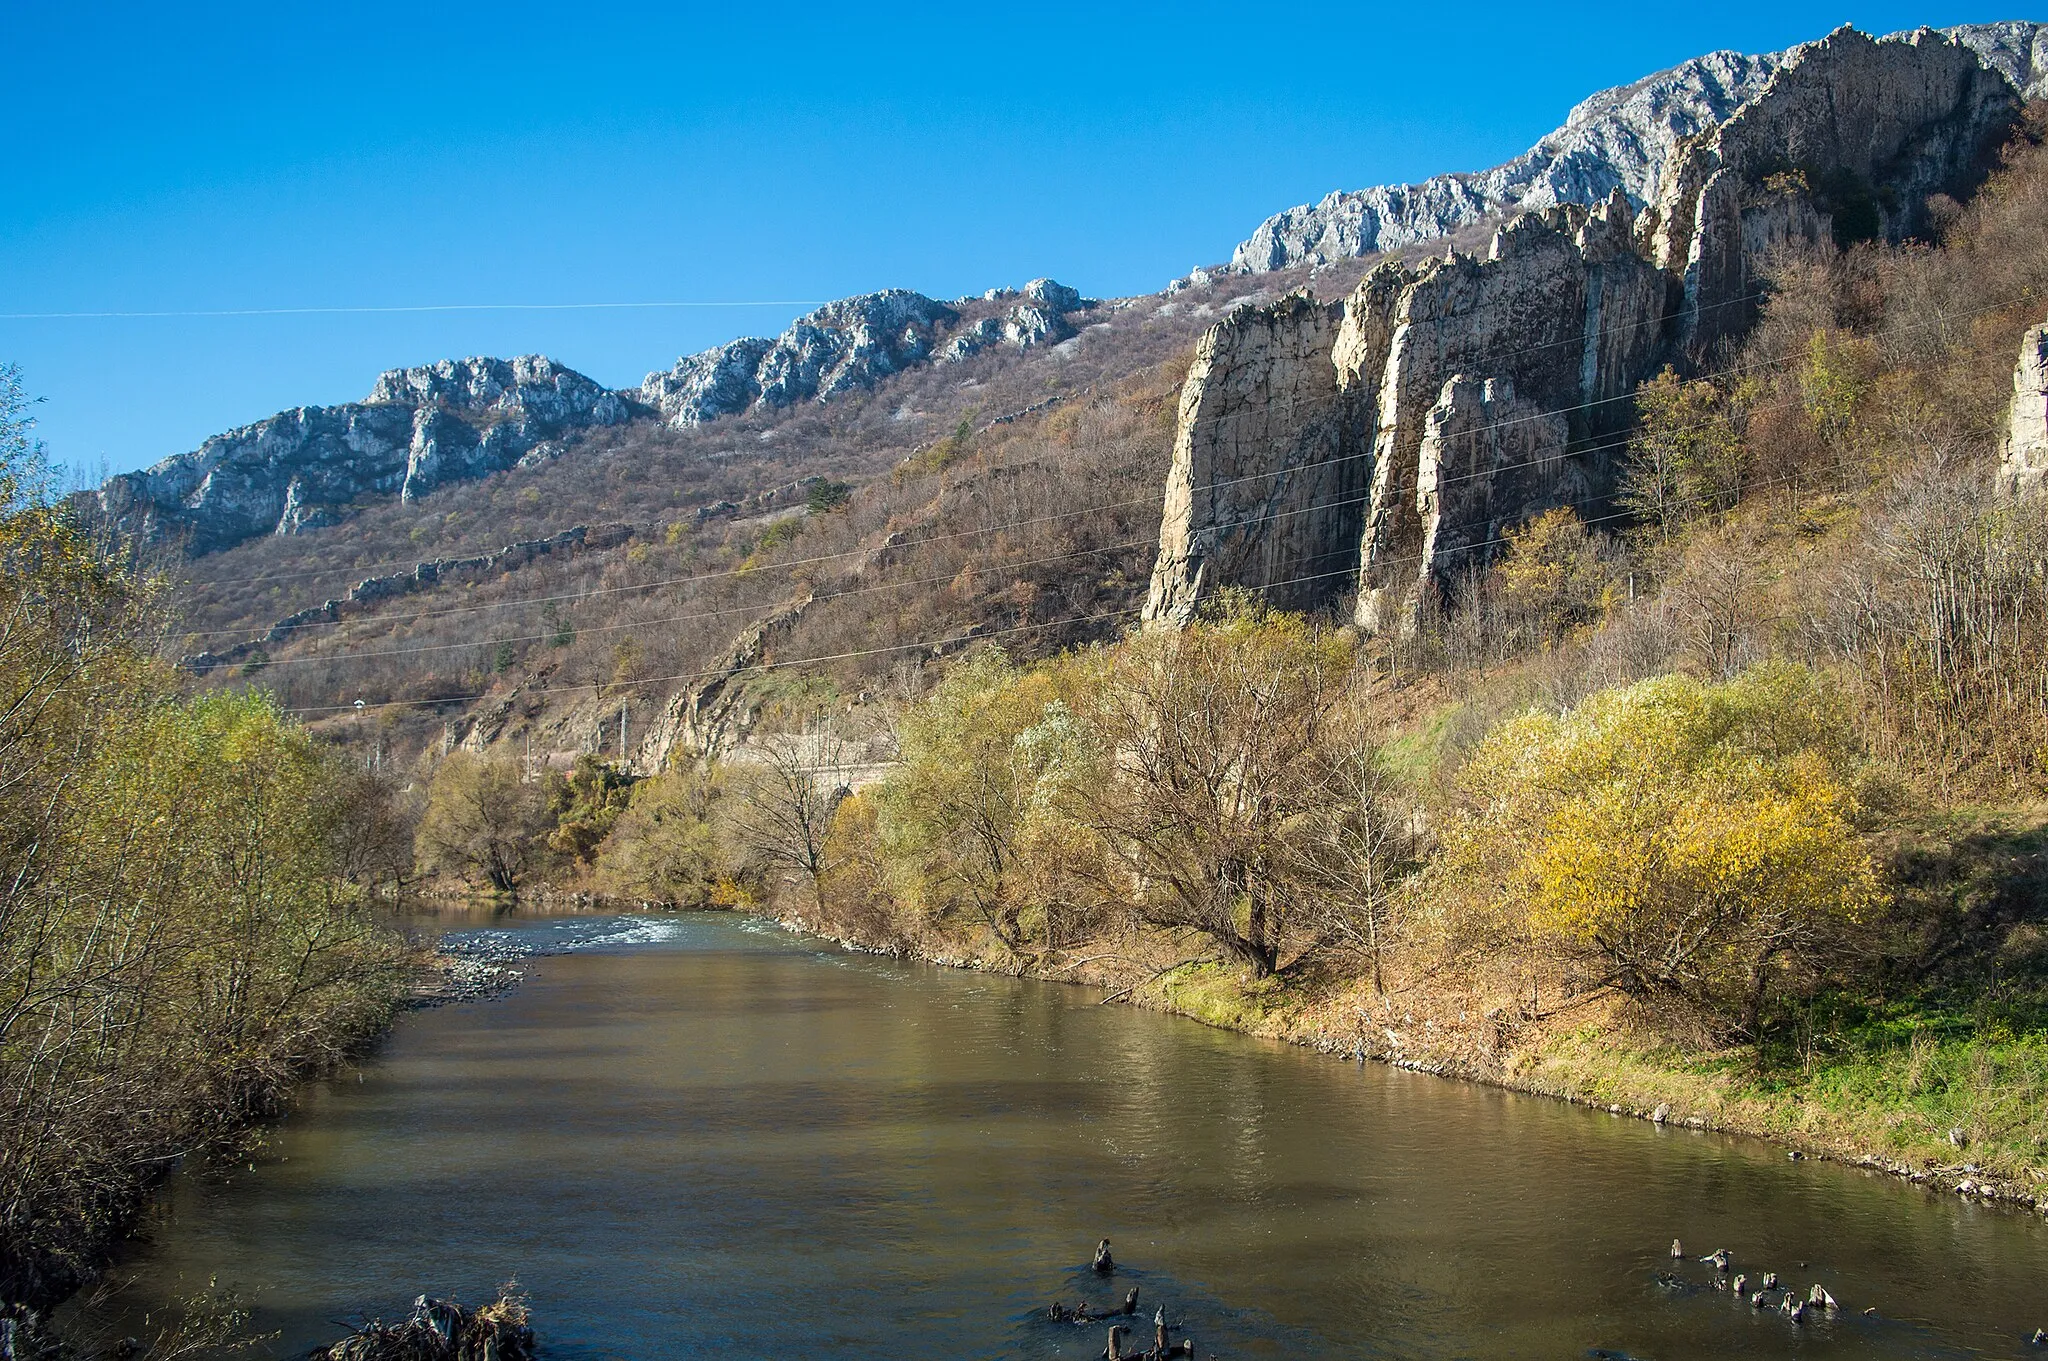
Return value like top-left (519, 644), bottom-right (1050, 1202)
top-left (638, 280), bottom-right (1093, 429)
top-left (92, 357), bottom-right (635, 555)
top-left (91, 277), bottom-right (1095, 557)
top-left (1227, 22), bottom-right (2047, 278)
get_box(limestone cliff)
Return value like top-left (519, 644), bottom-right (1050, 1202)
top-left (1650, 26), bottom-right (2019, 362)
top-left (1354, 198), bottom-right (1665, 630)
top-left (1150, 23), bottom-right (2026, 634)
top-left (2003, 322), bottom-right (2048, 500)
top-left (1142, 293), bottom-right (1356, 626)
top-left (92, 357), bottom-right (634, 555)
top-left (631, 594), bottom-right (813, 769)
top-left (1153, 198), bottom-right (1670, 632)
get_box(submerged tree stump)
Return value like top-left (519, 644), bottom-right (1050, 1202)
top-left (309, 1292), bottom-right (534, 1361)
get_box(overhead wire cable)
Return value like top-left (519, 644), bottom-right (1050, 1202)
top-left (279, 451), bottom-right (1844, 716)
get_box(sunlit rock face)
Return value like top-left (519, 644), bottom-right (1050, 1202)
top-left (1227, 22), bottom-right (2038, 279)
top-left (1149, 197), bottom-right (1670, 632)
top-left (1650, 26), bottom-right (2020, 363)
top-left (641, 283), bottom-right (1097, 422)
top-left (2004, 323), bottom-right (2048, 501)
top-left (89, 356), bottom-right (632, 555)
top-left (1153, 24), bottom-right (2029, 634)
top-left (1142, 292), bottom-right (1356, 628)
top-left (639, 290), bottom-right (957, 428)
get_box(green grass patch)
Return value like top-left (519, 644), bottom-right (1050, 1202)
top-left (1529, 1005), bottom-right (2048, 1181)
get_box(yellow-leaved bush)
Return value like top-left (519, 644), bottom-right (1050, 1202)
top-left (1439, 662), bottom-right (1883, 1037)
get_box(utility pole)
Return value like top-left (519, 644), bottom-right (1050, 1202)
top-left (619, 703), bottom-right (628, 763)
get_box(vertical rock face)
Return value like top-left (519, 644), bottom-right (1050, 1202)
top-left (1652, 26), bottom-right (2019, 362)
top-left (1355, 201), bottom-right (1661, 632)
top-left (2003, 323), bottom-right (2048, 500)
top-left (1148, 200), bottom-right (1669, 632)
top-left (1142, 293), bottom-right (1357, 627)
top-left (90, 356), bottom-right (633, 554)
top-left (1412, 375), bottom-right (1575, 591)
top-left (1150, 23), bottom-right (2031, 635)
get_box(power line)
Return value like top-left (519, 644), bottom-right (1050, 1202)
top-left (181, 293), bottom-right (2024, 652)
top-left (218, 393), bottom-right (1791, 672)
top-left (278, 454), bottom-right (1846, 718)
top-left (170, 267), bottom-right (2008, 615)
top-left (151, 271), bottom-right (1783, 595)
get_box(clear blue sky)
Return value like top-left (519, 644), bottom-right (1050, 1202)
top-left (1, 1), bottom-right (2021, 477)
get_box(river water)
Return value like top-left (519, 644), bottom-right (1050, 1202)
top-left (96, 910), bottom-right (2048, 1358)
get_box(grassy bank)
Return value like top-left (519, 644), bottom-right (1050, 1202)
top-left (1156, 963), bottom-right (2048, 1210)
top-left (769, 909), bottom-right (2048, 1213)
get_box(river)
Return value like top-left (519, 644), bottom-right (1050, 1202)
top-left (92, 910), bottom-right (2048, 1358)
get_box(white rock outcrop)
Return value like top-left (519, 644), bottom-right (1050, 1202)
top-left (641, 290), bottom-right (958, 428)
top-left (1947, 21), bottom-right (2048, 98)
top-left (641, 283), bottom-right (1093, 423)
top-left (2003, 322), bottom-right (2048, 500)
top-left (1151, 23), bottom-right (2033, 634)
top-left (91, 356), bottom-right (630, 554)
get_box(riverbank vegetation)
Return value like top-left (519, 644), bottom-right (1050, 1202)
top-left (350, 114), bottom-right (2048, 1193)
top-left (0, 374), bottom-right (407, 1316)
top-left (615, 114), bottom-right (2048, 1190)
top-left (327, 118), bottom-right (2048, 1198)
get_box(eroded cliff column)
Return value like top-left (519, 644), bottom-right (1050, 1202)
top-left (1356, 215), bottom-right (1603, 631)
top-left (2003, 322), bottom-right (2048, 499)
top-left (1142, 292), bottom-right (1361, 626)
top-left (1652, 25), bottom-right (2019, 364)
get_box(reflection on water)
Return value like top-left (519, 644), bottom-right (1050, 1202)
top-left (97, 911), bottom-right (2048, 1359)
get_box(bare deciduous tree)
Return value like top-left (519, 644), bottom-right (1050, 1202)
top-left (727, 731), bottom-right (850, 903)
top-left (1068, 604), bottom-right (1365, 978)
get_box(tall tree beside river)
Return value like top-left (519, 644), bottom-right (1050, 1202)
top-left (0, 367), bottom-right (403, 1313)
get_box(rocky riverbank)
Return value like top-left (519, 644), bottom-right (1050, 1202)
top-left (405, 952), bottom-right (524, 1009)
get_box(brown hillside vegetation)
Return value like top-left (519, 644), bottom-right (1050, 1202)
top-left (160, 230), bottom-right (1514, 768)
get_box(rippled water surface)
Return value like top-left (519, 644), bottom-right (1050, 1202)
top-left (98, 910), bottom-right (2048, 1358)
